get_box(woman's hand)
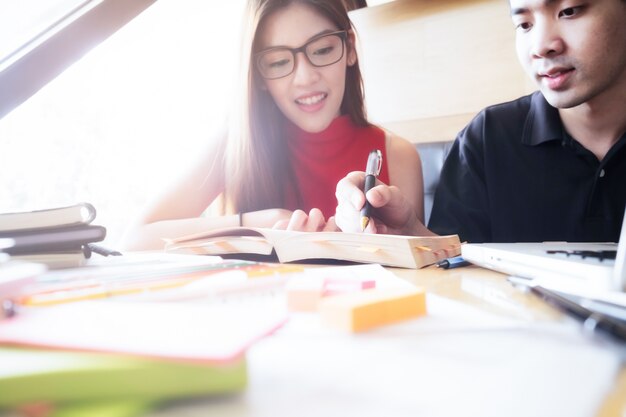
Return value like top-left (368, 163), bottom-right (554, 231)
top-left (272, 208), bottom-right (339, 232)
top-left (334, 171), bottom-right (429, 235)
top-left (241, 208), bottom-right (294, 228)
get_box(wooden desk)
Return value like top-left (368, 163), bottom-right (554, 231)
top-left (392, 265), bottom-right (626, 417)
top-left (145, 264), bottom-right (624, 417)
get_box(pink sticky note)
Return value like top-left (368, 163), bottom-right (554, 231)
top-left (286, 276), bottom-right (325, 312)
top-left (323, 276), bottom-right (376, 296)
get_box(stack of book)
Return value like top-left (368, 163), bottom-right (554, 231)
top-left (0, 203), bottom-right (107, 268)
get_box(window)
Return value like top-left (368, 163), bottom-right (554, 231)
top-left (0, 0), bottom-right (243, 244)
top-left (0, 0), bottom-right (94, 68)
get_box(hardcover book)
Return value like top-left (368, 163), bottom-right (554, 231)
top-left (0, 203), bottom-right (96, 232)
top-left (165, 227), bottom-right (461, 269)
top-left (0, 225), bottom-right (106, 255)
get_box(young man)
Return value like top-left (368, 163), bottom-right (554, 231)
top-left (334, 0), bottom-right (626, 243)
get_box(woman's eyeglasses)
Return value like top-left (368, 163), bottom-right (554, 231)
top-left (255, 30), bottom-right (347, 80)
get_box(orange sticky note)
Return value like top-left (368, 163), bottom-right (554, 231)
top-left (319, 288), bottom-right (427, 332)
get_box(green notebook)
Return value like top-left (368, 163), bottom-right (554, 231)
top-left (0, 347), bottom-right (246, 408)
top-left (48, 400), bottom-right (153, 417)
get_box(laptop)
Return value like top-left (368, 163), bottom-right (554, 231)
top-left (461, 208), bottom-right (626, 293)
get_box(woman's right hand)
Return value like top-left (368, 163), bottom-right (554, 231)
top-left (334, 171), bottom-right (426, 235)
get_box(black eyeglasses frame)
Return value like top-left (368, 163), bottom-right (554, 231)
top-left (255, 30), bottom-right (349, 80)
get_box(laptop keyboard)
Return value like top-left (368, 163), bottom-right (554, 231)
top-left (546, 250), bottom-right (617, 261)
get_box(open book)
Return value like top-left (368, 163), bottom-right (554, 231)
top-left (165, 227), bottom-right (461, 269)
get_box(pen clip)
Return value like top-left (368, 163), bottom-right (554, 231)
top-left (366, 149), bottom-right (382, 177)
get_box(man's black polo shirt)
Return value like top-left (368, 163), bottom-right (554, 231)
top-left (428, 91), bottom-right (626, 243)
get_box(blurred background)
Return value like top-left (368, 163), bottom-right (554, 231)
top-left (0, 0), bottom-right (244, 245)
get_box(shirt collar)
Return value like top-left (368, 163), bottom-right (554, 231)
top-left (521, 91), bottom-right (564, 146)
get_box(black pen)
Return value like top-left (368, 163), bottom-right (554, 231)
top-left (437, 256), bottom-right (470, 269)
top-left (87, 243), bottom-right (123, 257)
top-left (360, 149), bottom-right (382, 231)
top-left (518, 282), bottom-right (626, 342)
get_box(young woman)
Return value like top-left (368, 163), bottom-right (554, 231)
top-left (122, 0), bottom-right (424, 250)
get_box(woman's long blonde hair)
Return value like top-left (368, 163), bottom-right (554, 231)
top-left (222, 0), bottom-right (369, 214)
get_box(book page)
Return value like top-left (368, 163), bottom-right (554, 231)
top-left (166, 227), bottom-right (460, 269)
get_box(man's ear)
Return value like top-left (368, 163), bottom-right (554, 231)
top-left (346, 30), bottom-right (358, 66)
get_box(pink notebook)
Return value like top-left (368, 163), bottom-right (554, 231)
top-left (0, 298), bottom-right (287, 364)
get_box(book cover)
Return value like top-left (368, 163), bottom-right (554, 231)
top-left (39, 400), bottom-right (153, 417)
top-left (0, 225), bottom-right (106, 255)
top-left (0, 203), bottom-right (96, 233)
top-left (0, 347), bottom-right (246, 408)
top-left (165, 227), bottom-right (461, 269)
top-left (0, 296), bottom-right (288, 363)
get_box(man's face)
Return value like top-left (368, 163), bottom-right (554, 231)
top-left (510, 0), bottom-right (626, 109)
